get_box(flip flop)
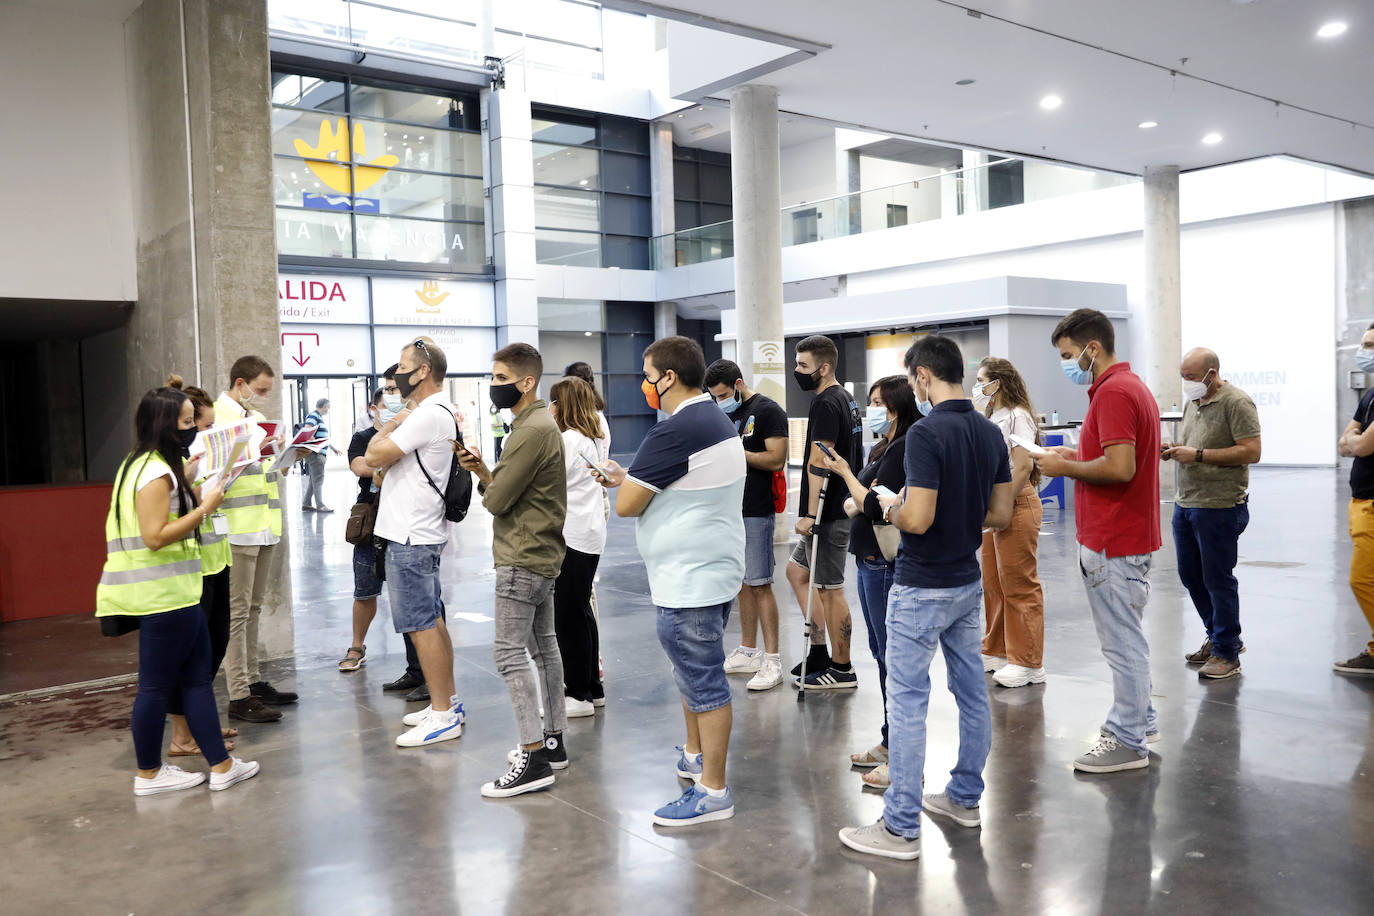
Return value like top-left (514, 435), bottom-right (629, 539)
top-left (169, 738), bottom-right (235, 757)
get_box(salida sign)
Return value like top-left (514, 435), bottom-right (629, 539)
top-left (277, 275), bottom-right (368, 324)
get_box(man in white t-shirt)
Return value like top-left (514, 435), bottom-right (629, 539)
top-left (366, 337), bottom-right (465, 748)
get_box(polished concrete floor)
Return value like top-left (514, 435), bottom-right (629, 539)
top-left (2, 465), bottom-right (1373, 914)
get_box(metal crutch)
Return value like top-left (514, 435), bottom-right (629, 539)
top-left (797, 461), bottom-right (832, 705)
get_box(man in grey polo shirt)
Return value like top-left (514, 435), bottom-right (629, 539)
top-left (1163, 348), bottom-right (1262, 680)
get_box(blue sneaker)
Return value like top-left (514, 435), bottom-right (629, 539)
top-left (652, 785), bottom-right (735, 827)
top-left (675, 746), bottom-right (702, 782)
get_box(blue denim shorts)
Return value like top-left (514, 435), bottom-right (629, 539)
top-left (384, 540), bottom-right (444, 634)
top-left (656, 602), bottom-right (733, 713)
top-left (352, 540), bottom-right (382, 600)
top-left (743, 515), bottom-right (776, 586)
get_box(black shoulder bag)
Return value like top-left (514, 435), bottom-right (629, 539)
top-left (418, 410), bottom-right (473, 523)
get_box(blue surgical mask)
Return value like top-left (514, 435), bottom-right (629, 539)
top-left (866, 405), bottom-right (892, 435)
top-left (1357, 348), bottom-right (1374, 373)
top-left (719, 393), bottom-right (741, 415)
top-left (917, 398), bottom-right (933, 417)
top-left (1061, 346), bottom-right (1095, 386)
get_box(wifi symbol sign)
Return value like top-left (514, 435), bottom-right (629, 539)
top-left (758, 342), bottom-right (780, 360)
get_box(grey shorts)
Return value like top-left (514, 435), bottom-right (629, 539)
top-left (789, 517), bottom-right (851, 589)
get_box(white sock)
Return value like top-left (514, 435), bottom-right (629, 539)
top-left (737, 645), bottom-right (760, 655)
top-left (764, 652), bottom-right (780, 660)
top-left (684, 750), bottom-right (702, 763)
top-left (702, 783), bottom-right (727, 798)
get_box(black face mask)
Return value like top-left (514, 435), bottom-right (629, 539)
top-left (395, 366), bottom-right (423, 399)
top-left (490, 381), bottom-right (523, 410)
top-left (177, 426), bottom-right (198, 455)
top-left (794, 368), bottom-right (821, 392)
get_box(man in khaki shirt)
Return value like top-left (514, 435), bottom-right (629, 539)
top-left (459, 343), bottom-right (569, 799)
top-left (1163, 348), bottom-right (1262, 679)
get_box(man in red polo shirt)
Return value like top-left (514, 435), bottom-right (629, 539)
top-left (1038, 309), bottom-right (1162, 774)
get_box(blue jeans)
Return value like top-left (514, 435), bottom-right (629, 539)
top-left (384, 541), bottom-right (445, 634)
top-left (883, 581), bottom-right (991, 839)
top-left (657, 603), bottom-right (733, 713)
top-left (855, 557), bottom-right (895, 747)
top-left (1079, 545), bottom-right (1157, 756)
top-left (742, 515), bottom-right (776, 586)
top-left (1172, 502), bottom-right (1249, 659)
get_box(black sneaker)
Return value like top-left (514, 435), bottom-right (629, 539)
top-left (382, 671), bottom-right (424, 692)
top-left (250, 681), bottom-right (298, 705)
top-left (790, 646), bottom-right (832, 678)
top-left (228, 696), bottom-right (282, 723)
top-left (509, 732), bottom-right (568, 770)
top-left (1333, 651), bottom-right (1374, 677)
top-left (796, 666), bottom-right (859, 690)
top-left (481, 748), bottom-right (555, 798)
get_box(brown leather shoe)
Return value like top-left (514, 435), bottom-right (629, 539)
top-left (228, 696), bottom-right (283, 723)
top-left (1184, 638), bottom-right (1212, 665)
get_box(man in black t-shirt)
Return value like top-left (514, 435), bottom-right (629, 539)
top-left (786, 335), bottom-right (863, 689)
top-left (1336, 321), bottom-right (1374, 676)
top-left (706, 359), bottom-right (790, 691)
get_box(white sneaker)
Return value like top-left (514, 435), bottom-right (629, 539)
top-left (208, 757), bottom-right (260, 792)
top-left (565, 696), bottom-right (596, 718)
top-left (993, 664), bottom-right (1047, 688)
top-left (982, 655), bottom-right (1007, 673)
top-left (723, 646), bottom-right (763, 674)
top-left (133, 763), bottom-right (206, 797)
top-left (747, 654), bottom-right (783, 691)
top-left (592, 696), bottom-right (606, 708)
top-left (396, 708), bottom-right (462, 747)
top-left (402, 696), bottom-right (466, 727)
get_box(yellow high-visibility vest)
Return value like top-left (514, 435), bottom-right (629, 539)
top-left (95, 452), bottom-right (203, 617)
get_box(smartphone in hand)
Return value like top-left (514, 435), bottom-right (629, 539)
top-left (586, 460), bottom-right (611, 483)
top-left (815, 442), bottom-right (836, 460)
top-left (872, 484), bottom-right (897, 499)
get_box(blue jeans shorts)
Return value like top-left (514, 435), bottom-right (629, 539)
top-left (743, 515), bottom-right (776, 586)
top-left (353, 539), bottom-right (382, 600)
top-left (384, 540), bottom-right (444, 634)
top-left (656, 602), bottom-right (733, 713)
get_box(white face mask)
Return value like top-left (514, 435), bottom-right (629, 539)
top-left (972, 380), bottom-right (997, 410)
top-left (1181, 369), bottom-right (1215, 402)
top-left (237, 385), bottom-right (268, 412)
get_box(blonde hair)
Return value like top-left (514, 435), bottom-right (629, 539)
top-left (979, 357), bottom-right (1042, 487)
top-left (549, 377), bottom-right (603, 441)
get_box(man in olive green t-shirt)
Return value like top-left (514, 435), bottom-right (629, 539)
top-left (1163, 348), bottom-right (1262, 679)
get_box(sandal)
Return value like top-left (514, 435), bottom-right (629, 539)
top-left (223, 727), bottom-right (238, 739)
top-left (339, 645), bottom-right (366, 672)
top-left (169, 737), bottom-right (235, 757)
top-left (850, 744), bottom-right (889, 768)
top-left (861, 762), bottom-right (890, 790)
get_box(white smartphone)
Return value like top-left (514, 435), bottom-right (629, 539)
top-left (872, 484), bottom-right (897, 499)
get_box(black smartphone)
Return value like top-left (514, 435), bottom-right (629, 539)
top-left (815, 442), bottom-right (836, 460)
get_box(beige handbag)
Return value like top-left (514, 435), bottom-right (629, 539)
top-left (874, 523), bottom-right (901, 563)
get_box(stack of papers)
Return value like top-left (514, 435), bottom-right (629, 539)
top-left (189, 421), bottom-right (264, 482)
top-left (1008, 433), bottom-right (1048, 456)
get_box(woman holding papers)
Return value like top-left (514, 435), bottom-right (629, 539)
top-left (816, 376), bottom-right (918, 791)
top-left (164, 377), bottom-right (238, 757)
top-left (96, 385), bottom-right (259, 795)
top-left (973, 358), bottom-right (1047, 688)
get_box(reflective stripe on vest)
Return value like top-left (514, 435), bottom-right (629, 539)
top-left (100, 557), bottom-right (203, 586)
top-left (222, 494), bottom-right (269, 509)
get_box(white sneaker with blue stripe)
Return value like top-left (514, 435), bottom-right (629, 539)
top-left (652, 785), bottom-right (735, 827)
top-left (675, 746), bottom-right (702, 782)
top-left (396, 706), bottom-right (462, 747)
top-left (402, 698), bottom-right (466, 727)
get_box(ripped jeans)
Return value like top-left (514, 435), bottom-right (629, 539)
top-left (1079, 545), bottom-right (1157, 756)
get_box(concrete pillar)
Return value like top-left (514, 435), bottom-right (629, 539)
top-left (654, 300), bottom-right (677, 340)
top-left (650, 121), bottom-right (675, 240)
top-left (960, 150), bottom-right (989, 215)
top-left (485, 88), bottom-right (540, 348)
top-left (124, 0), bottom-right (292, 656)
top-left (1144, 165), bottom-right (1182, 412)
top-left (729, 85), bottom-right (785, 407)
top-left (837, 147), bottom-right (861, 235)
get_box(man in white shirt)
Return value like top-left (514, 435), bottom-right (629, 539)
top-left (366, 337), bottom-right (465, 748)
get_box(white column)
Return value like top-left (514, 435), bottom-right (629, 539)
top-left (1144, 165), bottom-right (1182, 411)
top-left (654, 300), bottom-right (677, 339)
top-left (484, 87), bottom-right (539, 348)
top-left (729, 84), bottom-right (785, 406)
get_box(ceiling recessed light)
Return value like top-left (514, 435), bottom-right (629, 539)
top-left (1317, 21), bottom-right (1348, 38)
top-left (1202, 132), bottom-right (1223, 145)
top-left (1039, 94), bottom-right (1062, 110)
top-left (955, 78), bottom-right (976, 86)
top-left (677, 113), bottom-right (685, 118)
top-left (1138, 120), bottom-right (1158, 129)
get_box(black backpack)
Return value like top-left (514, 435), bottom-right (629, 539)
top-left (418, 409), bottom-right (473, 523)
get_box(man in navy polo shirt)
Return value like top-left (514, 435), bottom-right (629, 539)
top-left (597, 335), bottom-right (746, 827)
top-left (839, 335), bottom-right (1014, 861)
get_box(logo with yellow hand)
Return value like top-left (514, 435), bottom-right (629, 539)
top-left (294, 119), bottom-right (398, 195)
top-left (414, 281), bottom-right (449, 314)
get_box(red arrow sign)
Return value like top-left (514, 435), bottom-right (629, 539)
top-left (281, 332), bottom-right (320, 367)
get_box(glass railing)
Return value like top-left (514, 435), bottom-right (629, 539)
top-left (651, 158), bottom-right (1138, 268)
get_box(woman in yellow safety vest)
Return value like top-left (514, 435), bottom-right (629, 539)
top-left (164, 376), bottom-right (239, 759)
top-left (96, 386), bottom-right (260, 796)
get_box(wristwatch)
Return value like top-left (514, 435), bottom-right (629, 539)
top-left (1195, 448), bottom-right (1204, 464)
